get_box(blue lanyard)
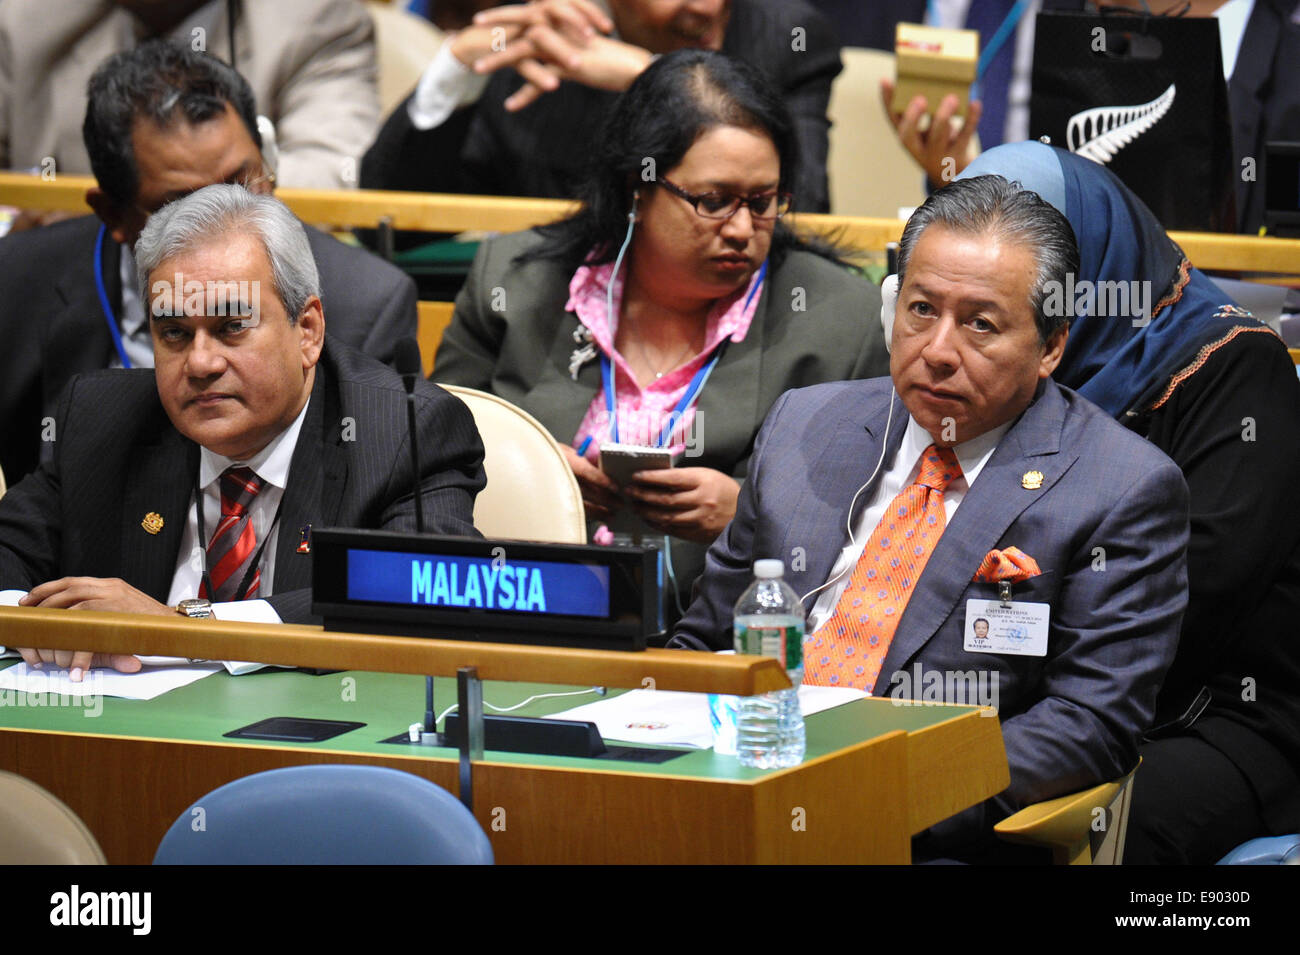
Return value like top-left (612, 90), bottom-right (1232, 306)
top-left (599, 260), bottom-right (767, 448)
top-left (93, 224), bottom-right (132, 370)
top-left (600, 347), bottom-right (723, 448)
top-left (975, 1), bottom-right (1029, 84)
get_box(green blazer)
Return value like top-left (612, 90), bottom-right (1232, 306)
top-left (434, 228), bottom-right (888, 624)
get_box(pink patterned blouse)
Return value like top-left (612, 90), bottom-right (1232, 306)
top-left (567, 258), bottom-right (764, 461)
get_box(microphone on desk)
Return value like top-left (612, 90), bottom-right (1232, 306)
top-left (394, 337), bottom-right (426, 535)
top-left (395, 338), bottom-right (437, 736)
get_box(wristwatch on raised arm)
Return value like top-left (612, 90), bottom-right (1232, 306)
top-left (176, 598), bottom-right (214, 619)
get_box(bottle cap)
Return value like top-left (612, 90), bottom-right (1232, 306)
top-left (753, 558), bottom-right (784, 579)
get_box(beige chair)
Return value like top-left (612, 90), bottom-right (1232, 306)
top-left (0, 770), bottom-right (107, 864)
top-left (0, 461), bottom-right (6, 499)
top-left (366, 1), bottom-right (446, 115)
top-left (441, 385), bottom-right (587, 544)
top-left (827, 48), bottom-right (928, 219)
top-left (994, 759), bottom-right (1141, 865)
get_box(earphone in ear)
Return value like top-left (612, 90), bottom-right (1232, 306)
top-left (628, 191), bottom-right (640, 222)
top-left (256, 115), bottom-right (279, 178)
top-left (880, 273), bottom-right (899, 354)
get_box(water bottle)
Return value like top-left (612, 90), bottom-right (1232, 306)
top-left (732, 559), bottom-right (805, 769)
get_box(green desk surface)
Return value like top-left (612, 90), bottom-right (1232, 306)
top-left (0, 664), bottom-right (982, 780)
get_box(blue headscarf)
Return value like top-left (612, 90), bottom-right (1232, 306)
top-left (959, 142), bottom-right (1264, 419)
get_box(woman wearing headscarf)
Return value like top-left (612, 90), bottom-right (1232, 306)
top-left (434, 50), bottom-right (887, 628)
top-left (960, 141), bottom-right (1300, 865)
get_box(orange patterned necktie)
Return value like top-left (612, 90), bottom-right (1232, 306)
top-left (804, 444), bottom-right (962, 692)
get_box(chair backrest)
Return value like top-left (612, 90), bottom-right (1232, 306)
top-left (0, 461), bottom-right (6, 499)
top-left (366, 1), bottom-right (445, 116)
top-left (993, 758), bottom-right (1141, 864)
top-left (0, 770), bottom-right (106, 864)
top-left (827, 48), bottom-right (928, 218)
top-left (153, 764), bottom-right (493, 864)
top-left (1090, 763), bottom-right (1139, 865)
top-left (440, 385), bottom-right (587, 544)
top-left (418, 300), bottom-right (455, 375)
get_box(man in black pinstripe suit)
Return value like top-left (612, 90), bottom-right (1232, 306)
top-left (0, 186), bottom-right (484, 679)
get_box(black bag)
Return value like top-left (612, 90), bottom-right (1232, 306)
top-left (1029, 8), bottom-right (1238, 232)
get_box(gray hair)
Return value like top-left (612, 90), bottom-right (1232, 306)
top-left (896, 175), bottom-right (1079, 344)
top-left (134, 184), bottom-right (320, 322)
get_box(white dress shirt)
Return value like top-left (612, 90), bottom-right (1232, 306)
top-left (110, 244), bottom-right (154, 370)
top-left (165, 395), bottom-right (312, 621)
top-left (805, 412), bottom-right (1011, 634)
top-left (406, 36), bottom-right (492, 130)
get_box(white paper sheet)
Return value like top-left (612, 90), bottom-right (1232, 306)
top-left (548, 684), bottom-right (868, 749)
top-left (0, 660), bottom-right (223, 701)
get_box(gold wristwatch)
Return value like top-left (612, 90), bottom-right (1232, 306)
top-left (176, 598), bottom-right (214, 619)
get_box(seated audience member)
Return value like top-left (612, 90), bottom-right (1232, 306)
top-left (0, 185), bottom-right (484, 679)
top-left (0, 0), bottom-right (378, 190)
top-left (960, 141), bottom-right (1300, 864)
top-left (433, 50), bottom-right (888, 626)
top-left (881, 0), bottom-right (1299, 233)
top-left (362, 0), bottom-right (842, 212)
top-left (0, 41), bottom-right (416, 487)
top-left (671, 174), bottom-right (1190, 862)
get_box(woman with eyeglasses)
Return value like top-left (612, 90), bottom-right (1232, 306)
top-left (433, 50), bottom-right (888, 627)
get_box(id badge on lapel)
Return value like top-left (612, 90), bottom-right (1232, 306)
top-left (965, 580), bottom-right (1050, 657)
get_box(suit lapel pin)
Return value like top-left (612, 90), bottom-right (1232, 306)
top-left (297, 524), bottom-right (312, 554)
top-left (141, 512), bottom-right (164, 535)
top-left (1021, 470), bottom-right (1044, 490)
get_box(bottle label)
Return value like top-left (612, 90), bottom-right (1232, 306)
top-left (735, 624), bottom-right (803, 671)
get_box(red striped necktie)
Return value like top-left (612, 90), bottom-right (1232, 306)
top-left (804, 444), bottom-right (962, 692)
top-left (201, 466), bottom-right (264, 602)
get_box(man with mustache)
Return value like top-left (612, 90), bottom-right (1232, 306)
top-left (0, 185), bottom-right (483, 680)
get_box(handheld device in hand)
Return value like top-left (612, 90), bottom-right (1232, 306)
top-left (599, 443), bottom-right (673, 486)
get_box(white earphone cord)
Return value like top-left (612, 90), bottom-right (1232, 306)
top-left (798, 387), bottom-right (896, 606)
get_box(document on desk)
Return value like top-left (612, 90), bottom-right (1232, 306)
top-left (549, 685), bottom-right (868, 749)
top-left (0, 660), bottom-right (223, 701)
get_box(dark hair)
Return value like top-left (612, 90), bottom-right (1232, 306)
top-left (974, 618), bottom-right (989, 628)
top-left (83, 39), bottom-right (261, 204)
top-left (518, 49), bottom-right (835, 269)
top-left (897, 175), bottom-right (1080, 344)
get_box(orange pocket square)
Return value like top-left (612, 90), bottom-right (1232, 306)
top-left (973, 547), bottom-right (1041, 584)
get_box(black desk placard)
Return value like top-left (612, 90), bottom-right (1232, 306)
top-left (311, 529), bottom-right (658, 651)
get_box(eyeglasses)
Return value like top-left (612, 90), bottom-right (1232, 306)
top-left (241, 168), bottom-right (276, 195)
top-left (656, 177), bottom-right (791, 221)
top-left (135, 164), bottom-right (277, 217)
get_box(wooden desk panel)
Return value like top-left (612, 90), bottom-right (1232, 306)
top-left (4, 724), bottom-right (919, 864)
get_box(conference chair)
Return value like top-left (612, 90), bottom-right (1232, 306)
top-left (418, 300), bottom-right (455, 374)
top-left (1218, 835), bottom-right (1300, 864)
top-left (152, 764), bottom-right (493, 864)
top-left (826, 48), bottom-right (928, 218)
top-left (0, 770), bottom-right (107, 864)
top-left (441, 385), bottom-right (587, 544)
top-left (366, 1), bottom-right (445, 117)
top-left (993, 760), bottom-right (1141, 865)
top-left (0, 462), bottom-right (6, 499)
